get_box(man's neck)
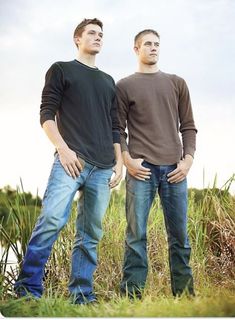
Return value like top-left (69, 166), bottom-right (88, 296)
top-left (137, 63), bottom-right (159, 73)
top-left (76, 52), bottom-right (97, 68)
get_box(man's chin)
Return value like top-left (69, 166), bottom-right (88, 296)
top-left (147, 61), bottom-right (157, 65)
top-left (89, 49), bottom-right (101, 55)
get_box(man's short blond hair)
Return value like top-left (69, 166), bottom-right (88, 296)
top-left (134, 29), bottom-right (160, 47)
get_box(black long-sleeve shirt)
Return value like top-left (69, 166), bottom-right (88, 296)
top-left (40, 59), bottom-right (120, 168)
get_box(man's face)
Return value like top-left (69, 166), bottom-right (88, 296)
top-left (74, 24), bottom-right (103, 55)
top-left (135, 33), bottom-right (160, 65)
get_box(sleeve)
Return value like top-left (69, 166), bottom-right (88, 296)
top-left (178, 78), bottom-right (198, 158)
top-left (110, 94), bottom-right (121, 144)
top-left (116, 81), bottom-right (129, 152)
top-left (40, 63), bottom-right (65, 126)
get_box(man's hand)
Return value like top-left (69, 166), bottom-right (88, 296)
top-left (167, 154), bottom-right (193, 183)
top-left (109, 158), bottom-right (123, 188)
top-left (42, 120), bottom-right (83, 179)
top-left (123, 152), bottom-right (151, 181)
top-left (57, 146), bottom-right (83, 179)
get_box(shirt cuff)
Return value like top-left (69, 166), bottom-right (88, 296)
top-left (40, 113), bottom-right (55, 127)
top-left (112, 130), bottom-right (120, 144)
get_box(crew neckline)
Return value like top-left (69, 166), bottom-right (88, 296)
top-left (135, 70), bottom-right (161, 76)
top-left (74, 59), bottom-right (99, 71)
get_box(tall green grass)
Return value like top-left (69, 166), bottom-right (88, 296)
top-left (0, 180), bottom-right (40, 297)
top-left (0, 175), bottom-right (234, 316)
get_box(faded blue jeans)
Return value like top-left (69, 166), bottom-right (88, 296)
top-left (14, 154), bottom-right (113, 303)
top-left (121, 161), bottom-right (194, 297)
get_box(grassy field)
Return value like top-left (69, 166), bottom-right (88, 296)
top-left (1, 289), bottom-right (234, 317)
top-left (0, 177), bottom-right (235, 317)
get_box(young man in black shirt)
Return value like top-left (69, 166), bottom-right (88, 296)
top-left (14, 18), bottom-right (122, 304)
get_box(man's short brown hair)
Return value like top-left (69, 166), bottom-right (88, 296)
top-left (134, 29), bottom-right (160, 47)
top-left (73, 18), bottom-right (103, 38)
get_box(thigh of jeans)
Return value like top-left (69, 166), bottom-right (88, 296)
top-left (41, 154), bottom-right (80, 222)
top-left (159, 170), bottom-right (188, 240)
top-left (125, 171), bottom-right (156, 232)
top-left (81, 167), bottom-right (113, 237)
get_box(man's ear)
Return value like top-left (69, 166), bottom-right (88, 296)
top-left (74, 36), bottom-right (80, 47)
top-left (134, 46), bottom-right (139, 55)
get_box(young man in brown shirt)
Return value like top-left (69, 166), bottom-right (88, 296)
top-left (117, 29), bottom-right (197, 298)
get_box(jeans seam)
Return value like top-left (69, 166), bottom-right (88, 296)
top-left (160, 195), bottom-right (177, 294)
top-left (86, 166), bottom-right (97, 181)
top-left (74, 191), bottom-right (86, 287)
top-left (123, 176), bottom-right (156, 290)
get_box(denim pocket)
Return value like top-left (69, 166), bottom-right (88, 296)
top-left (142, 160), bottom-right (150, 167)
top-left (141, 160), bottom-right (153, 173)
top-left (108, 168), bottom-right (114, 182)
top-left (166, 164), bottom-right (177, 174)
top-left (97, 167), bottom-right (114, 185)
top-left (157, 164), bottom-right (177, 183)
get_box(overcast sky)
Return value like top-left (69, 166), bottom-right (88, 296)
top-left (0, 0), bottom-right (235, 196)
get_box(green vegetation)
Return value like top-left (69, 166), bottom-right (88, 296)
top-left (0, 175), bottom-right (235, 317)
top-left (1, 290), bottom-right (234, 317)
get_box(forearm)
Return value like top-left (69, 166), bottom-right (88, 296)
top-left (122, 150), bottom-right (131, 166)
top-left (183, 154), bottom-right (193, 167)
top-left (113, 143), bottom-right (123, 163)
top-left (42, 120), bottom-right (68, 151)
top-left (109, 143), bottom-right (123, 188)
top-left (182, 129), bottom-right (197, 158)
top-left (184, 154), bottom-right (193, 160)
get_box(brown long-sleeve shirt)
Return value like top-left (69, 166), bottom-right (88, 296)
top-left (116, 71), bottom-right (197, 165)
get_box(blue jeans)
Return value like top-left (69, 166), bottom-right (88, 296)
top-left (121, 162), bottom-right (194, 297)
top-left (14, 154), bottom-right (113, 303)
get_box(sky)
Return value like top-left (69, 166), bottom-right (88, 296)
top-left (0, 0), bottom-right (235, 197)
